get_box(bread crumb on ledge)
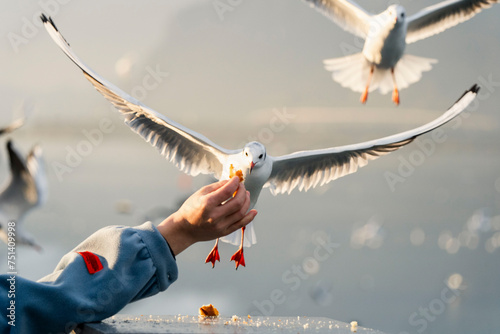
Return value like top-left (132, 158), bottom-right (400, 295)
top-left (199, 304), bottom-right (219, 317)
top-left (350, 320), bottom-right (358, 332)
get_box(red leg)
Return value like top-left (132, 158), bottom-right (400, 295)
top-left (205, 238), bottom-right (220, 268)
top-left (230, 227), bottom-right (246, 270)
top-left (360, 65), bottom-right (374, 104)
top-left (391, 68), bottom-right (399, 105)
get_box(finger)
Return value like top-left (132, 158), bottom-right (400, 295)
top-left (216, 190), bottom-right (251, 228)
top-left (223, 209), bottom-right (258, 236)
top-left (198, 178), bottom-right (230, 196)
top-left (208, 177), bottom-right (241, 205)
top-left (214, 184), bottom-right (249, 218)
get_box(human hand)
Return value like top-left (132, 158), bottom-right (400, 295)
top-left (157, 177), bottom-right (257, 256)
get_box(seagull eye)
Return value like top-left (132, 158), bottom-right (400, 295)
top-left (401, 12), bottom-right (405, 18)
top-left (259, 154), bottom-right (263, 159)
top-left (245, 152), bottom-right (248, 156)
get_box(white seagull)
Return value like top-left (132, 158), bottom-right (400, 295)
top-left (0, 140), bottom-right (47, 251)
top-left (42, 15), bottom-right (478, 268)
top-left (304, 0), bottom-right (497, 105)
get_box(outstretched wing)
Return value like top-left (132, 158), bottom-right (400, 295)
top-left (41, 15), bottom-right (236, 179)
top-left (406, 0), bottom-right (498, 44)
top-left (303, 0), bottom-right (372, 39)
top-left (265, 85), bottom-right (479, 195)
top-left (0, 118), bottom-right (24, 136)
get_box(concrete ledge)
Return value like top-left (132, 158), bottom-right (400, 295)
top-left (75, 315), bottom-right (387, 333)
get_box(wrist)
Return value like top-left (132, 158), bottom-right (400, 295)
top-left (157, 212), bottom-right (196, 256)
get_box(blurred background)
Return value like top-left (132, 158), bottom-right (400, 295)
top-left (1, 0), bottom-right (499, 333)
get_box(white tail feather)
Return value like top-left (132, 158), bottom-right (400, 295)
top-left (220, 221), bottom-right (256, 247)
top-left (323, 53), bottom-right (437, 94)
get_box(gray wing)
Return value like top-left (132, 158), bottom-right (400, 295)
top-left (41, 15), bottom-right (236, 178)
top-left (0, 141), bottom-right (47, 215)
top-left (265, 85), bottom-right (479, 195)
top-left (303, 0), bottom-right (372, 39)
top-left (0, 118), bottom-right (24, 136)
top-left (406, 0), bottom-right (498, 44)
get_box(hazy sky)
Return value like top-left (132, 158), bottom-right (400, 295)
top-left (1, 0), bottom-right (499, 140)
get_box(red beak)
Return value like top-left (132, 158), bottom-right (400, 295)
top-left (250, 162), bottom-right (255, 173)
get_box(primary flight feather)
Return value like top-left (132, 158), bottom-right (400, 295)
top-left (42, 14), bottom-right (478, 268)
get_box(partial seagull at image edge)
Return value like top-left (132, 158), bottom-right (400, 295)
top-left (0, 140), bottom-right (47, 251)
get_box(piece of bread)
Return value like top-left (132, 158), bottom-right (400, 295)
top-left (229, 164), bottom-right (244, 197)
top-left (199, 304), bottom-right (219, 317)
top-left (229, 164), bottom-right (244, 182)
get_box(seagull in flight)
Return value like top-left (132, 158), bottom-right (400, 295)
top-left (42, 14), bottom-right (478, 268)
top-left (304, 0), bottom-right (497, 105)
top-left (0, 140), bottom-right (47, 251)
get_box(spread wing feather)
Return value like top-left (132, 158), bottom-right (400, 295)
top-left (266, 85), bottom-right (479, 195)
top-left (303, 0), bottom-right (372, 39)
top-left (406, 0), bottom-right (498, 44)
top-left (42, 15), bottom-right (235, 179)
top-left (0, 118), bottom-right (24, 136)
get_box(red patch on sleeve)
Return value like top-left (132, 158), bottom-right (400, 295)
top-left (77, 251), bottom-right (103, 274)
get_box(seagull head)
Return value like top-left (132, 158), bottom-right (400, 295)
top-left (387, 5), bottom-right (406, 25)
top-left (243, 142), bottom-right (267, 174)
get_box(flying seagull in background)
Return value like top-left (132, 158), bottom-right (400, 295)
top-left (303, 0), bottom-right (497, 105)
top-left (0, 140), bottom-right (47, 251)
top-left (42, 14), bottom-right (478, 269)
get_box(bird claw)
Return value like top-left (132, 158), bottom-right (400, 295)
top-left (360, 89), bottom-right (369, 104)
top-left (392, 88), bottom-right (400, 105)
top-left (205, 244), bottom-right (220, 268)
top-left (230, 248), bottom-right (245, 270)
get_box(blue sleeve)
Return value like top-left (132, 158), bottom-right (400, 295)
top-left (0, 222), bottom-right (178, 334)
